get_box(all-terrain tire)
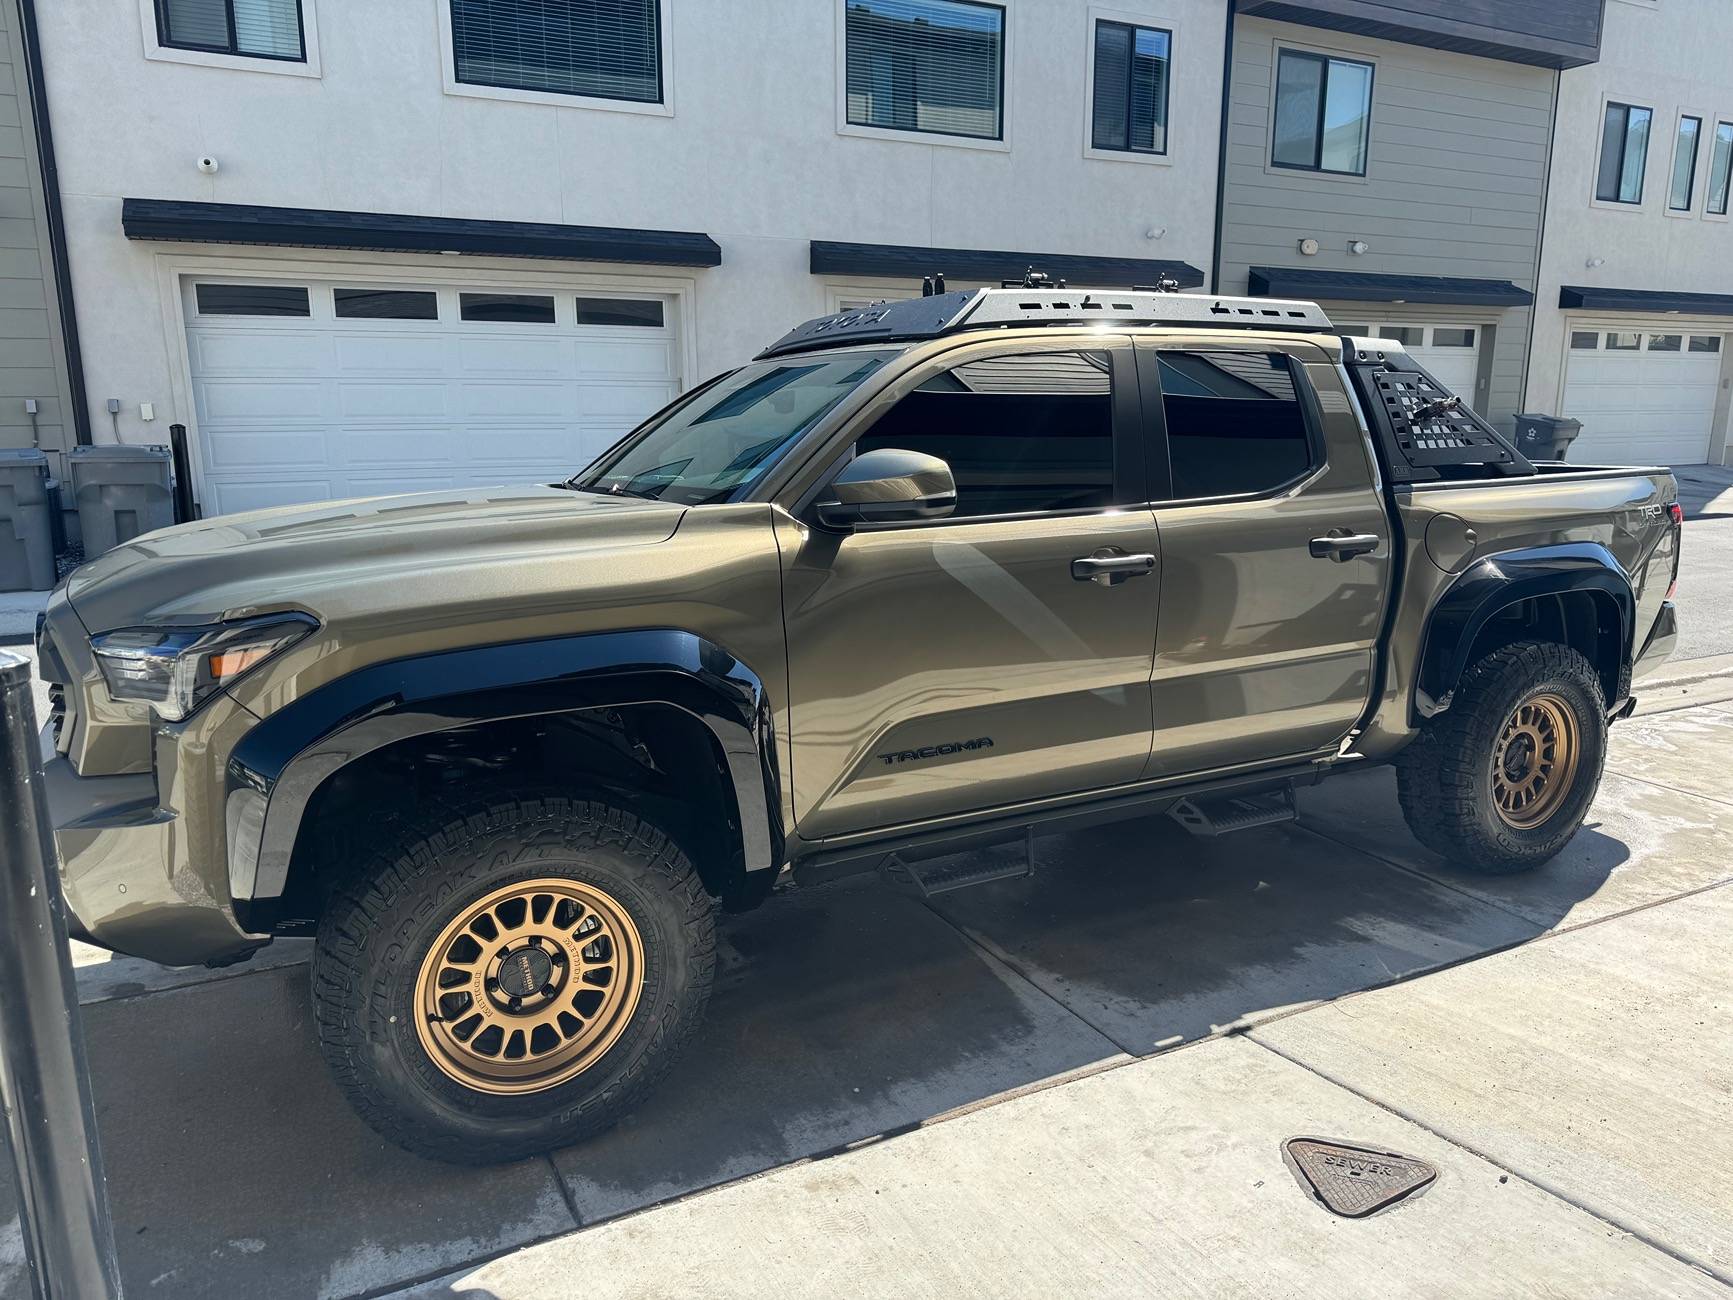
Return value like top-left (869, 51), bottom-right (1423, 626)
top-left (1395, 640), bottom-right (1607, 874)
top-left (312, 793), bottom-right (716, 1164)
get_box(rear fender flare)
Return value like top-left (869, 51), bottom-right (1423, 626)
top-left (1415, 542), bottom-right (1634, 720)
top-left (223, 629), bottom-right (782, 904)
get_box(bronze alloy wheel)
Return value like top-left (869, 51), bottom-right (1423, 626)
top-left (1490, 691), bottom-right (1581, 831)
top-left (414, 878), bottom-right (645, 1096)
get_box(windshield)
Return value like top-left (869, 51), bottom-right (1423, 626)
top-left (573, 349), bottom-right (900, 505)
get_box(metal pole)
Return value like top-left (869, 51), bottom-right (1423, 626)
top-left (0, 650), bottom-right (123, 1299)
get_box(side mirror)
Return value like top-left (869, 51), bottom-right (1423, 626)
top-left (816, 448), bottom-right (957, 528)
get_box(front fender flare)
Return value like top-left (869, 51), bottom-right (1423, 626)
top-left (1415, 542), bottom-right (1634, 720)
top-left (223, 629), bottom-right (783, 904)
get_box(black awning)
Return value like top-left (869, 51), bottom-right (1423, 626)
top-left (121, 198), bottom-right (722, 267)
top-left (1249, 267), bottom-right (1533, 308)
top-left (810, 240), bottom-right (1204, 289)
top-left (1559, 285), bottom-right (1733, 316)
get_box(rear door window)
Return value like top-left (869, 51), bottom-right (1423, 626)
top-left (1156, 351), bottom-right (1314, 499)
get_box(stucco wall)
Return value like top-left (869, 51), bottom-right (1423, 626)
top-left (36, 0), bottom-right (1225, 445)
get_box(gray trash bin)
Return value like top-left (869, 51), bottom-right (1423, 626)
top-left (68, 444), bottom-right (174, 559)
top-left (0, 449), bottom-right (54, 591)
top-left (1513, 413), bottom-right (1585, 461)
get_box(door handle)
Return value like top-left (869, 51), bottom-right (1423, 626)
top-left (1071, 552), bottom-right (1157, 585)
top-left (1309, 532), bottom-right (1381, 562)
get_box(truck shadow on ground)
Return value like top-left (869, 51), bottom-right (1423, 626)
top-left (9, 764), bottom-right (1632, 1300)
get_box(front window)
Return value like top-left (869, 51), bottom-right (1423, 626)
top-left (450, 0), bottom-right (663, 103)
top-left (1091, 21), bottom-right (1171, 155)
top-left (156, 0), bottom-right (305, 61)
top-left (1596, 102), bottom-right (1652, 204)
top-left (574, 350), bottom-right (899, 504)
top-left (1708, 122), bottom-right (1733, 215)
top-left (1271, 49), bottom-right (1372, 176)
top-left (844, 0), bottom-right (1006, 141)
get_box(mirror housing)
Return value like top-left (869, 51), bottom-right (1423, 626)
top-left (816, 448), bottom-right (957, 528)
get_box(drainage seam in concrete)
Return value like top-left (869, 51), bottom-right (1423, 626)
top-left (1245, 1034), bottom-right (1731, 1288)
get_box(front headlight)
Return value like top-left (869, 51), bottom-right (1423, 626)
top-left (91, 613), bottom-right (317, 722)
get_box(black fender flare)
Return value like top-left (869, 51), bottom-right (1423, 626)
top-left (223, 629), bottom-right (783, 905)
top-left (1414, 542), bottom-right (1635, 720)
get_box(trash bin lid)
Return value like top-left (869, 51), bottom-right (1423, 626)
top-left (68, 443), bottom-right (170, 461)
top-left (0, 448), bottom-right (49, 468)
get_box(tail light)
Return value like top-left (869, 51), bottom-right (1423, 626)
top-left (1668, 502), bottom-right (1685, 525)
top-left (1667, 501), bottom-right (1683, 599)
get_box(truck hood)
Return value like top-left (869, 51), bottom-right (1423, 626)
top-left (65, 485), bottom-right (686, 633)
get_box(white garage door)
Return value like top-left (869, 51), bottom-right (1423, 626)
top-left (1563, 328), bottom-right (1722, 465)
top-left (1364, 324), bottom-right (1482, 408)
top-left (184, 278), bottom-right (680, 516)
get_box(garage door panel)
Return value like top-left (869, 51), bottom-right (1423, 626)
top-left (190, 331), bottom-right (332, 376)
top-left (1564, 325), bottom-right (1720, 464)
top-left (336, 381), bottom-right (450, 419)
top-left (333, 334), bottom-right (451, 376)
top-left (186, 279), bottom-right (679, 511)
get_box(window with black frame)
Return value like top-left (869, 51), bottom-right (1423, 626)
top-left (1271, 48), bottom-right (1372, 176)
top-left (1596, 102), bottom-right (1652, 204)
top-left (450, 0), bottom-right (663, 103)
top-left (1092, 20), bottom-right (1171, 155)
top-left (844, 0), bottom-right (1005, 141)
top-left (156, 0), bottom-right (304, 60)
top-left (856, 351), bottom-right (1115, 518)
top-left (1158, 351), bottom-right (1313, 500)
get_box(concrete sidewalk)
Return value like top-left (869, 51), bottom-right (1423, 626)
top-left (1, 700), bottom-right (1729, 1299)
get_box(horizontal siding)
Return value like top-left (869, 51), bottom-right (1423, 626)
top-left (1221, 16), bottom-right (1550, 432)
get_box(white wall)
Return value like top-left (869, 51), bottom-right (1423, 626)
top-left (1526, 0), bottom-right (1733, 460)
top-left (37, 0), bottom-right (1225, 445)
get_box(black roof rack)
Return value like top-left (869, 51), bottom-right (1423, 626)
top-left (757, 288), bottom-right (1335, 359)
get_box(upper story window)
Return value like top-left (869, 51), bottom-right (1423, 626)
top-left (156, 0), bottom-right (305, 61)
top-left (844, 0), bottom-right (1006, 142)
top-left (1595, 102), bottom-right (1652, 204)
top-left (1668, 114), bottom-right (1702, 212)
top-left (1710, 122), bottom-right (1733, 216)
top-left (449, 0), bottom-right (662, 103)
top-left (1271, 49), bottom-right (1372, 177)
top-left (1091, 20), bottom-right (1171, 155)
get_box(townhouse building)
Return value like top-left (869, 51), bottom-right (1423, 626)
top-left (1524, 0), bottom-right (1733, 466)
top-left (27, 0), bottom-right (1225, 516)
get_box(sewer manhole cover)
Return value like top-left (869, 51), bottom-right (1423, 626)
top-left (1283, 1137), bottom-right (1438, 1218)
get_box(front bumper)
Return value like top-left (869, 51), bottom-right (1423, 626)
top-left (42, 723), bottom-right (266, 967)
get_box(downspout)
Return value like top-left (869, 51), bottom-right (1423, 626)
top-left (1208, 1), bottom-right (1237, 294)
top-left (1521, 67), bottom-right (1562, 417)
top-left (15, 0), bottom-right (91, 446)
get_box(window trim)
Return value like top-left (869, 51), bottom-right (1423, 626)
top-left (1705, 121), bottom-right (1733, 222)
top-left (834, 0), bottom-right (1014, 154)
top-left (139, 0), bottom-right (321, 75)
top-left (1268, 44), bottom-right (1374, 180)
top-left (1137, 340), bottom-right (1326, 509)
top-left (1665, 111), bottom-right (1705, 216)
top-left (437, 0), bottom-right (675, 116)
top-left (1082, 8), bottom-right (1175, 166)
top-left (1591, 97), bottom-right (1654, 209)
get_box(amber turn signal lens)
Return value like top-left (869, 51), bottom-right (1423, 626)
top-left (209, 646), bottom-right (273, 680)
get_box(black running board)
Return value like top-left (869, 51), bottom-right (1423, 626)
top-left (1168, 785), bottom-right (1296, 837)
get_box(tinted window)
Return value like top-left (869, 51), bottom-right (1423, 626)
top-left (1670, 115), bottom-right (1702, 211)
top-left (1272, 49), bottom-right (1371, 175)
top-left (450, 0), bottom-right (662, 102)
top-left (195, 283), bottom-right (310, 317)
top-left (459, 292), bottom-right (556, 323)
top-left (856, 350), bottom-right (1115, 517)
top-left (1708, 122), bottom-right (1733, 215)
top-left (575, 297), bottom-right (664, 327)
top-left (1376, 326), bottom-right (1422, 346)
top-left (1689, 335), bottom-right (1721, 353)
top-left (1432, 328), bottom-right (1476, 348)
top-left (844, 0), bottom-right (1005, 141)
top-left (334, 289), bottom-right (439, 320)
top-left (160, 0), bottom-right (304, 60)
top-left (1570, 331), bottom-right (1599, 350)
top-left (1596, 102), bottom-right (1651, 204)
top-left (1092, 21), bottom-right (1170, 154)
top-left (1158, 351), bottom-right (1312, 500)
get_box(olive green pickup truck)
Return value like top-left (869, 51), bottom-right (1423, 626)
top-left (35, 287), bottom-right (1680, 1162)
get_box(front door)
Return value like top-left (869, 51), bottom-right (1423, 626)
top-left (776, 337), bottom-right (1160, 840)
top-left (1136, 337), bottom-right (1393, 777)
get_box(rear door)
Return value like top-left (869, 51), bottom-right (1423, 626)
top-left (776, 335), bottom-right (1160, 840)
top-left (1136, 336), bottom-right (1393, 777)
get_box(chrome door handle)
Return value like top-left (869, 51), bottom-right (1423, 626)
top-left (1309, 533), bottom-right (1380, 562)
top-left (1071, 552), bottom-right (1156, 585)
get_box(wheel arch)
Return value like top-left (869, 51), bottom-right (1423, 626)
top-left (1415, 543), bottom-right (1634, 723)
top-left (223, 630), bottom-right (783, 931)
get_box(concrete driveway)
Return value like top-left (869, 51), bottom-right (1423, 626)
top-left (3, 686), bottom-right (1730, 1298)
top-left (1672, 463), bottom-right (1733, 661)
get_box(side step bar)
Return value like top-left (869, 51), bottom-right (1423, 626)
top-left (883, 826), bottom-right (1037, 898)
top-left (1168, 785), bottom-right (1296, 838)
